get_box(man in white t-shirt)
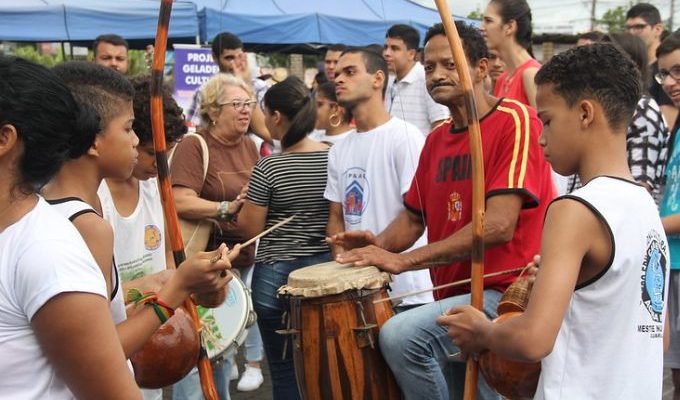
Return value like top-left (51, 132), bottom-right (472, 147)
top-left (383, 24), bottom-right (450, 136)
top-left (325, 47), bottom-right (433, 309)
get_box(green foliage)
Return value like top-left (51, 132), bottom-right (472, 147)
top-left (467, 8), bottom-right (483, 21)
top-left (14, 45), bottom-right (65, 67)
top-left (600, 5), bottom-right (628, 33)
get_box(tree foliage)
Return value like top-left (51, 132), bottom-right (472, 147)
top-left (599, 5), bottom-right (628, 33)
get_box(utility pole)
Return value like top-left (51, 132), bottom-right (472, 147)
top-left (671, 0), bottom-right (675, 32)
top-left (590, 0), bottom-right (597, 30)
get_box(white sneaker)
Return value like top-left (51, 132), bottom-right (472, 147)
top-left (229, 364), bottom-right (239, 381)
top-left (236, 365), bottom-right (264, 391)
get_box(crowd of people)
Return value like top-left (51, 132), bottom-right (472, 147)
top-left (1, 0), bottom-right (680, 399)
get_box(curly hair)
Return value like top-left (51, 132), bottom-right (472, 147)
top-left (129, 75), bottom-right (186, 145)
top-left (424, 21), bottom-right (490, 64)
top-left (535, 43), bottom-right (640, 131)
top-left (198, 73), bottom-right (252, 127)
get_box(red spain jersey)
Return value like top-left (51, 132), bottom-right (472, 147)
top-left (403, 98), bottom-right (555, 299)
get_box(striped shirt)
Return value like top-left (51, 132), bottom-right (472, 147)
top-left (247, 150), bottom-right (330, 264)
top-left (385, 62), bottom-right (450, 136)
top-left (566, 95), bottom-right (669, 203)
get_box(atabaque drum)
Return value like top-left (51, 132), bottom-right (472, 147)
top-left (278, 261), bottom-right (401, 400)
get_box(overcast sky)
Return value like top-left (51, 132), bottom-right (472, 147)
top-left (413, 0), bottom-right (679, 33)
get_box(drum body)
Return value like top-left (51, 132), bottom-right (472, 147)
top-left (199, 274), bottom-right (256, 361)
top-left (279, 262), bottom-right (401, 400)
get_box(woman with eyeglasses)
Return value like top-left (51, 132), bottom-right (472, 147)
top-left (170, 73), bottom-right (259, 399)
top-left (310, 81), bottom-right (354, 145)
top-left (481, 0), bottom-right (540, 108)
top-left (236, 76), bottom-right (331, 400)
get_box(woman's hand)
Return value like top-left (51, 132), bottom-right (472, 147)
top-left (229, 185), bottom-right (248, 215)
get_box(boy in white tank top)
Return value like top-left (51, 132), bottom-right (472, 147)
top-left (437, 43), bottom-right (670, 399)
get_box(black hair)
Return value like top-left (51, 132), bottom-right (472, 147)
top-left (491, 0), bottom-right (534, 54)
top-left (365, 43), bottom-right (384, 55)
top-left (535, 43), bottom-right (640, 131)
top-left (424, 22), bottom-right (490, 64)
top-left (657, 32), bottom-right (680, 59)
top-left (626, 3), bottom-right (662, 26)
top-left (386, 24), bottom-right (420, 50)
top-left (129, 75), bottom-right (187, 145)
top-left (314, 71), bottom-right (328, 86)
top-left (326, 44), bottom-right (347, 54)
top-left (579, 31), bottom-right (605, 43)
top-left (92, 34), bottom-right (129, 56)
top-left (0, 56), bottom-right (100, 193)
top-left (211, 32), bottom-right (243, 59)
top-left (602, 32), bottom-right (648, 89)
top-left (264, 76), bottom-right (316, 148)
top-left (317, 81), bottom-right (353, 124)
top-left (341, 47), bottom-right (389, 97)
top-left (52, 61), bottom-right (134, 135)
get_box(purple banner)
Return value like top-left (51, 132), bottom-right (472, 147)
top-left (173, 45), bottom-right (219, 123)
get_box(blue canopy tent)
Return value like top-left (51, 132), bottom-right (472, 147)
top-left (193, 0), bottom-right (479, 52)
top-left (0, 0), bottom-right (200, 46)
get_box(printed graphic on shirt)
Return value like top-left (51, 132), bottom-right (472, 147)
top-left (641, 230), bottom-right (668, 324)
top-left (447, 192), bottom-right (463, 222)
top-left (144, 224), bottom-right (162, 251)
top-left (343, 167), bottom-right (370, 225)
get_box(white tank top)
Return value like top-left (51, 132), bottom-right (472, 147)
top-left (47, 198), bottom-right (126, 325)
top-left (98, 179), bottom-right (167, 283)
top-left (535, 176), bottom-right (669, 399)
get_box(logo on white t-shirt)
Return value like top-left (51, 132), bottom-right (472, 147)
top-left (641, 230), bottom-right (667, 323)
top-left (144, 224), bottom-right (162, 251)
top-left (343, 167), bottom-right (370, 225)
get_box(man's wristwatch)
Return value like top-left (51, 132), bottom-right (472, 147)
top-left (217, 201), bottom-right (230, 220)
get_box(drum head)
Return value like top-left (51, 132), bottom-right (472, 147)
top-left (198, 276), bottom-right (252, 359)
top-left (278, 261), bottom-right (391, 298)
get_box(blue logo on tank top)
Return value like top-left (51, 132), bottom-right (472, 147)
top-left (641, 231), bottom-right (668, 323)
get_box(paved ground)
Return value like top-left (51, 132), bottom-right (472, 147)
top-left (163, 351), bottom-right (676, 399)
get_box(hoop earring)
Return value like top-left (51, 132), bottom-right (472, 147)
top-left (329, 113), bottom-right (341, 128)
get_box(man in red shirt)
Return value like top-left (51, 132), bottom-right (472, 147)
top-left (330, 21), bottom-right (555, 399)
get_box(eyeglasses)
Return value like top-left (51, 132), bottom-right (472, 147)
top-left (625, 23), bottom-right (649, 31)
top-left (218, 100), bottom-right (257, 111)
top-left (654, 66), bottom-right (680, 84)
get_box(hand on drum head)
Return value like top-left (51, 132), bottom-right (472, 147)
top-left (436, 305), bottom-right (493, 360)
top-left (163, 243), bottom-right (239, 307)
top-left (335, 245), bottom-right (406, 274)
top-left (326, 230), bottom-right (377, 252)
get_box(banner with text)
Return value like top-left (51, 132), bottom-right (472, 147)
top-left (173, 44), bottom-right (219, 126)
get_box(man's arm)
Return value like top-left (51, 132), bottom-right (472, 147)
top-left (437, 197), bottom-right (609, 362)
top-left (338, 193), bottom-right (523, 274)
top-left (326, 202), bottom-right (345, 256)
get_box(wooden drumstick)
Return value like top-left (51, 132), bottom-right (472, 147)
top-left (211, 215), bottom-right (296, 268)
top-left (373, 267), bottom-right (526, 304)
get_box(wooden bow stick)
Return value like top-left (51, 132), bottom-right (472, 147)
top-left (212, 215), bottom-right (296, 267)
top-left (150, 1), bottom-right (219, 398)
top-left (432, 2), bottom-right (486, 399)
top-left (373, 267), bottom-right (524, 305)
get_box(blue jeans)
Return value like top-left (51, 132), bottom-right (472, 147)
top-left (172, 356), bottom-right (232, 400)
top-left (379, 289), bottom-right (503, 400)
top-left (241, 263), bottom-right (264, 363)
top-left (252, 252), bottom-right (332, 400)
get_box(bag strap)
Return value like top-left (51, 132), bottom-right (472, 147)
top-left (169, 132), bottom-right (210, 185)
